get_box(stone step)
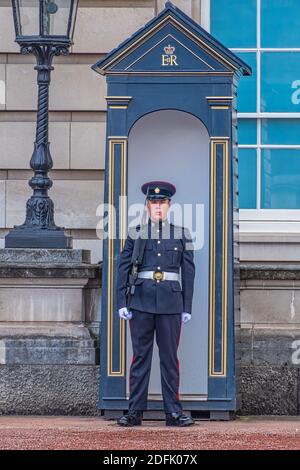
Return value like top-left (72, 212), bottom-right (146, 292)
top-left (0, 337), bottom-right (98, 365)
top-left (0, 324), bottom-right (99, 365)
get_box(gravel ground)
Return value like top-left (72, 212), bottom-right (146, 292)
top-left (0, 416), bottom-right (299, 450)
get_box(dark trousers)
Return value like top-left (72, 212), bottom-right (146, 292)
top-left (128, 309), bottom-right (182, 413)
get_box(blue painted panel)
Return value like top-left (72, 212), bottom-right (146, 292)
top-left (111, 23), bottom-right (228, 72)
top-left (99, 138), bottom-right (127, 406)
top-left (214, 143), bottom-right (226, 374)
top-left (261, 52), bottom-right (300, 112)
top-left (261, 0), bottom-right (300, 48)
top-left (238, 149), bottom-right (257, 209)
top-left (211, 0), bottom-right (257, 48)
top-left (261, 149), bottom-right (300, 209)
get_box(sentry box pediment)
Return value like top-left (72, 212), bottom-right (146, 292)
top-left (92, 2), bottom-right (251, 418)
top-left (92, 1), bottom-right (250, 77)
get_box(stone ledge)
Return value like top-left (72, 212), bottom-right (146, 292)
top-left (0, 248), bottom-right (102, 279)
top-left (0, 264), bottom-right (101, 279)
top-left (0, 248), bottom-right (91, 264)
top-left (0, 342), bottom-right (97, 365)
top-left (240, 263), bottom-right (300, 280)
top-left (240, 232), bottom-right (300, 243)
top-left (0, 322), bottom-right (95, 338)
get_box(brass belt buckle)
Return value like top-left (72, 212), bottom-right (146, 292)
top-left (153, 270), bottom-right (164, 281)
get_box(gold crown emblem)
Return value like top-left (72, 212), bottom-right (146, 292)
top-left (164, 44), bottom-right (175, 55)
top-left (154, 187), bottom-right (160, 193)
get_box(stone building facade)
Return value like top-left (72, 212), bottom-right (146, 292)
top-left (0, 0), bottom-right (299, 416)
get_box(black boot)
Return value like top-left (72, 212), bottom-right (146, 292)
top-left (165, 412), bottom-right (194, 427)
top-left (117, 410), bottom-right (143, 427)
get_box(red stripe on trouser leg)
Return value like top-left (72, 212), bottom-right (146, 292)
top-left (176, 321), bottom-right (182, 402)
top-left (129, 355), bottom-right (134, 401)
top-left (128, 319), bottom-right (134, 405)
top-left (177, 359), bottom-right (180, 401)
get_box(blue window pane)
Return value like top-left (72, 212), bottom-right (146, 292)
top-left (238, 119), bottom-right (257, 145)
top-left (262, 119), bottom-right (300, 145)
top-left (236, 52), bottom-right (257, 113)
top-left (211, 0), bottom-right (257, 48)
top-left (261, 0), bottom-right (300, 48)
top-left (261, 52), bottom-right (300, 112)
top-left (261, 149), bottom-right (300, 209)
top-left (238, 149), bottom-right (257, 208)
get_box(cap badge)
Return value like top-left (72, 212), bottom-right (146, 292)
top-left (154, 187), bottom-right (160, 194)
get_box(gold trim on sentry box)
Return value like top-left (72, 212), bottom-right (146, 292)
top-left (209, 139), bottom-right (228, 377)
top-left (107, 138), bottom-right (127, 377)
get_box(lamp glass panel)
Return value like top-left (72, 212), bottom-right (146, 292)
top-left (18, 0), bottom-right (39, 36)
top-left (41, 0), bottom-right (73, 37)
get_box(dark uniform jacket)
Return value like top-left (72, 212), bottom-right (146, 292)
top-left (116, 218), bottom-right (195, 314)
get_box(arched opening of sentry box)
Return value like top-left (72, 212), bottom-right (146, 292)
top-left (127, 109), bottom-right (210, 402)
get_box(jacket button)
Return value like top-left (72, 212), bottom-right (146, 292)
top-left (157, 253), bottom-right (161, 256)
top-left (157, 240), bottom-right (161, 244)
top-left (174, 247), bottom-right (177, 250)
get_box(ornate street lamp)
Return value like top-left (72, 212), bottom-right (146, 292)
top-left (6, 1), bottom-right (78, 248)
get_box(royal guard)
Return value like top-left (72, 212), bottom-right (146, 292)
top-left (116, 181), bottom-right (195, 427)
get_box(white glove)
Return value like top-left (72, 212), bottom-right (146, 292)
top-left (118, 307), bottom-right (132, 320)
top-left (181, 312), bottom-right (191, 324)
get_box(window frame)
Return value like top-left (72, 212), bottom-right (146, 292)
top-left (208, 0), bottom-right (300, 227)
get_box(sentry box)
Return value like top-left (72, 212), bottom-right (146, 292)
top-left (92, 1), bottom-right (251, 420)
